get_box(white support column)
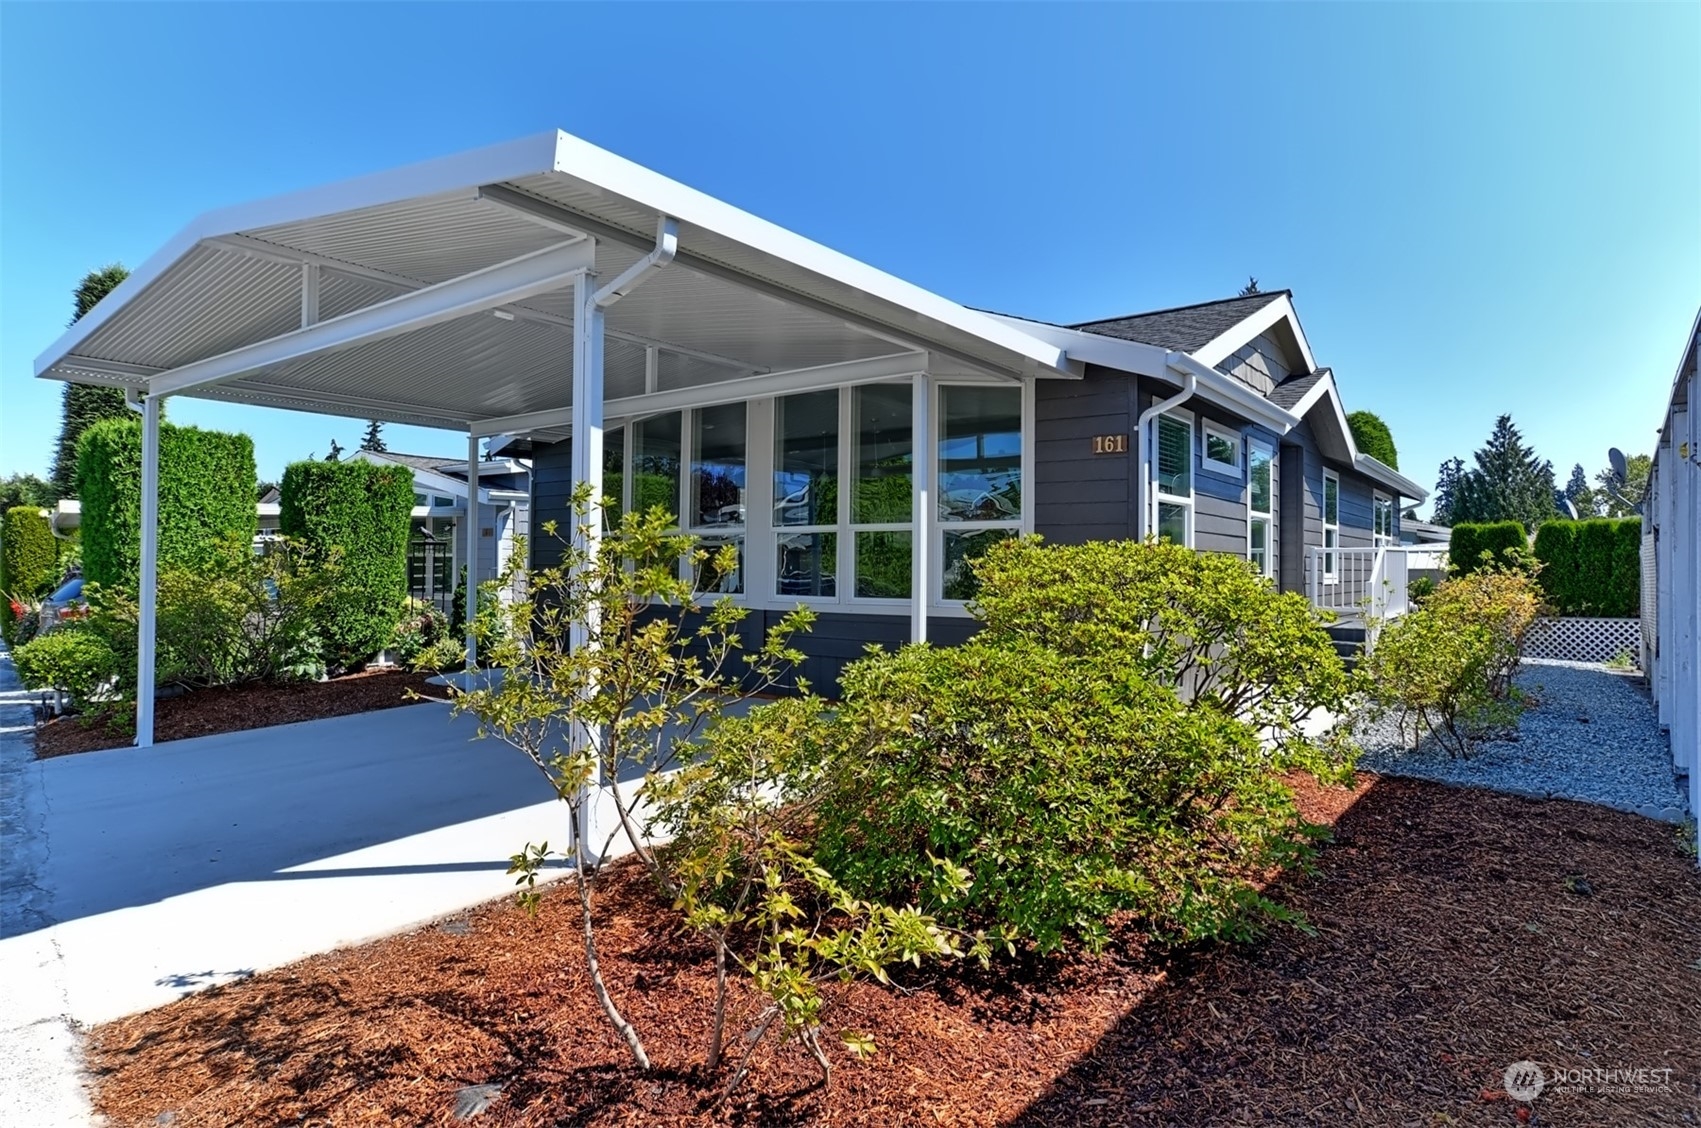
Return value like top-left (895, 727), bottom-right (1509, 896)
top-left (464, 432), bottom-right (479, 669)
top-left (911, 373), bottom-right (930, 644)
top-left (135, 392), bottom-right (161, 747)
top-left (570, 263), bottom-right (606, 831)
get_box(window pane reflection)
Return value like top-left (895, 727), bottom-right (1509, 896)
top-left (942, 529), bottom-right (1012, 601)
top-left (852, 385), bottom-right (912, 524)
top-left (691, 403), bottom-right (746, 530)
top-left (774, 391), bottom-right (838, 527)
top-left (777, 532), bottom-right (837, 597)
top-left (855, 531), bottom-right (910, 598)
top-left (633, 413), bottom-right (682, 521)
top-left (939, 386), bottom-right (1022, 521)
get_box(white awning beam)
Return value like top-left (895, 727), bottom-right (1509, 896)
top-left (146, 240), bottom-right (598, 398)
top-left (467, 350), bottom-right (928, 438)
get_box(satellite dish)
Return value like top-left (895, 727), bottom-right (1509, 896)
top-left (1608, 447), bottom-right (1628, 485)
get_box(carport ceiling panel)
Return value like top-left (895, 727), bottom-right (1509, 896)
top-left (241, 195), bottom-right (583, 287)
top-left (70, 244), bottom-right (305, 371)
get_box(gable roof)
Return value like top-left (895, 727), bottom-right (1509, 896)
top-left (1267, 369), bottom-right (1328, 409)
top-left (1070, 292), bottom-right (1288, 352)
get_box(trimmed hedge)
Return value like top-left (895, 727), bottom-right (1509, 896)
top-left (1449, 521), bottom-right (1527, 575)
top-left (1533, 517), bottom-right (1641, 617)
top-left (279, 459), bottom-right (415, 667)
top-left (1347, 411), bottom-right (1399, 470)
top-left (77, 418), bottom-right (257, 590)
top-left (2, 506), bottom-right (60, 641)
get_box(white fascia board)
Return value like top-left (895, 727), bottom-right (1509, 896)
top-left (145, 241), bottom-right (596, 397)
top-left (1192, 294), bottom-right (1317, 374)
top-left (34, 132), bottom-right (564, 377)
top-left (1164, 352), bottom-right (1300, 433)
top-left (543, 132), bottom-right (1068, 378)
top-left (1355, 454), bottom-right (1429, 502)
top-left (469, 351), bottom-right (928, 438)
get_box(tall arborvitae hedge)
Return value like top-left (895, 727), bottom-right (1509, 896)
top-left (279, 460), bottom-right (415, 667)
top-left (1533, 518), bottom-right (1641, 617)
top-left (1448, 521), bottom-right (1528, 576)
top-left (1, 506), bottom-right (60, 641)
top-left (77, 418), bottom-right (257, 590)
top-left (1346, 411), bottom-right (1399, 470)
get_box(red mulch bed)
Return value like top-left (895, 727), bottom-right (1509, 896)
top-left (86, 776), bottom-right (1701, 1127)
top-left (34, 669), bottom-right (441, 759)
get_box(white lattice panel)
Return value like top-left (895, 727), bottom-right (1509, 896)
top-left (1523, 617), bottom-right (1643, 664)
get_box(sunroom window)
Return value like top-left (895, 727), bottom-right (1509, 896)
top-left (939, 385), bottom-right (1022, 600)
top-left (690, 403), bottom-right (746, 594)
top-left (1154, 412), bottom-right (1193, 547)
top-left (632, 412), bottom-right (682, 518)
top-left (774, 389), bottom-right (839, 598)
top-left (851, 384), bottom-right (913, 599)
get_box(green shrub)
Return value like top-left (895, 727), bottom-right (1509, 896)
top-left (816, 639), bottom-right (1321, 951)
top-left (1448, 521), bottom-right (1528, 576)
top-left (279, 460), bottom-right (413, 668)
top-left (1533, 518), bottom-right (1640, 617)
top-left (13, 627), bottom-right (118, 710)
top-left (1408, 575), bottom-right (1437, 602)
top-left (2, 505), bottom-right (58, 642)
top-left (968, 537), bottom-right (1354, 764)
top-left (1362, 567), bottom-right (1542, 757)
top-left (391, 598), bottom-right (450, 665)
top-left (76, 418), bottom-right (256, 590)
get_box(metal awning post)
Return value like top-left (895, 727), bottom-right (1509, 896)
top-left (911, 373), bottom-right (930, 644)
top-left (464, 432), bottom-right (479, 669)
top-left (569, 258), bottom-right (607, 856)
top-left (135, 392), bottom-right (161, 747)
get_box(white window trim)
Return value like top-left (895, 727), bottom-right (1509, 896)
top-left (1247, 438), bottom-right (1275, 578)
top-left (685, 403), bottom-right (749, 599)
top-left (1151, 409), bottom-right (1195, 549)
top-left (1201, 420), bottom-right (1244, 479)
top-left (1322, 468), bottom-right (1340, 584)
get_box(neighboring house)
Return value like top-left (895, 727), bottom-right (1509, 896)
top-left (51, 498), bottom-right (282, 541)
top-left (1644, 305), bottom-right (1699, 851)
top-left (347, 449), bottom-right (532, 613)
top-left (1399, 519), bottom-right (1452, 547)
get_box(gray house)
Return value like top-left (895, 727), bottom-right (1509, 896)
top-left (528, 288), bottom-right (1427, 689)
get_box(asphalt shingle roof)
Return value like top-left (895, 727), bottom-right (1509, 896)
top-left (1267, 369), bottom-right (1329, 410)
top-left (1069, 291), bottom-right (1288, 352)
top-left (371, 451), bottom-right (467, 475)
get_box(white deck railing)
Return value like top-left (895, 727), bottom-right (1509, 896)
top-left (1306, 546), bottom-right (1422, 640)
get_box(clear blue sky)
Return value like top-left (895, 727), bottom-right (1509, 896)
top-left (3, 3), bottom-right (1696, 515)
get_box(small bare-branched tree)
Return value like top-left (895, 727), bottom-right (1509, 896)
top-left (451, 485), bottom-right (812, 1070)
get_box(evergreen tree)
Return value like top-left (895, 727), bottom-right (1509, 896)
top-left (1563, 463), bottom-right (1597, 518)
top-left (0, 473), bottom-right (55, 513)
top-left (1430, 457), bottom-right (1465, 525)
top-left (1239, 276), bottom-right (1261, 296)
top-left (1451, 415), bottom-right (1557, 528)
top-left (1346, 410), bottom-right (1399, 469)
top-left (360, 419), bottom-right (387, 452)
top-left (325, 439), bottom-right (344, 462)
top-left (1593, 453), bottom-right (1650, 517)
top-left (51, 264), bottom-right (133, 497)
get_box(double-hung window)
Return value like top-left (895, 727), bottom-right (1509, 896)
top-left (938, 385), bottom-right (1023, 600)
top-left (1373, 493), bottom-right (1394, 547)
top-left (1202, 421), bottom-right (1242, 477)
top-left (1248, 439), bottom-right (1275, 578)
top-left (1322, 469), bottom-right (1340, 582)
top-left (1154, 412), bottom-right (1193, 547)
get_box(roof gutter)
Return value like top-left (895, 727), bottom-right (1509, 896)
top-left (1164, 351), bottom-right (1299, 433)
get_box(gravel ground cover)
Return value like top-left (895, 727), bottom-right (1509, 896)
top-left (1355, 658), bottom-right (1691, 823)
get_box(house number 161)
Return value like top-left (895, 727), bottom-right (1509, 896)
top-left (1092, 434), bottom-right (1128, 455)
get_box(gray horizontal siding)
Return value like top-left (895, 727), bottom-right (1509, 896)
top-left (1034, 368), bottom-right (1135, 544)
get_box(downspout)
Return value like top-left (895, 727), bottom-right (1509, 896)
top-left (1134, 359), bottom-right (1198, 540)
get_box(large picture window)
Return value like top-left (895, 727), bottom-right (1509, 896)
top-left (1154, 412), bottom-right (1193, 547)
top-left (939, 385), bottom-right (1022, 600)
top-left (1322, 469), bottom-right (1340, 582)
top-left (1248, 439), bottom-right (1274, 577)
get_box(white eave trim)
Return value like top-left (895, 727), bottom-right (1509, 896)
top-left (1191, 293), bottom-right (1317, 375)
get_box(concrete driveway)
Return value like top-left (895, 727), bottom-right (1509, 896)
top-left (0, 659), bottom-right (576, 1122)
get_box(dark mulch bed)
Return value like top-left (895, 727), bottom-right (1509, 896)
top-left (86, 776), bottom-right (1701, 1127)
top-left (34, 669), bottom-right (441, 759)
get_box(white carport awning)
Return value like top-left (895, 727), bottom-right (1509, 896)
top-left (34, 130), bottom-right (1068, 434)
